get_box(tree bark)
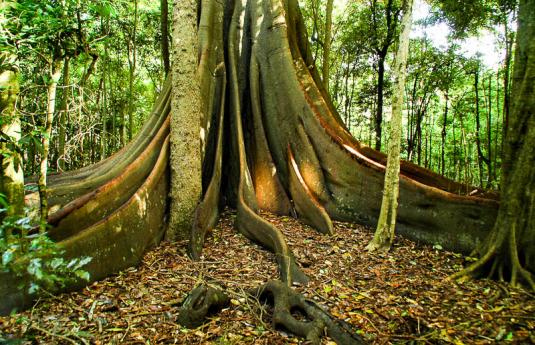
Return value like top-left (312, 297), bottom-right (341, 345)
top-left (367, 0), bottom-right (414, 252)
top-left (375, 54), bottom-right (386, 151)
top-left (474, 68), bottom-right (484, 187)
top-left (322, 0), bottom-right (334, 90)
top-left (441, 91), bottom-right (448, 176)
top-left (167, 0), bottom-right (202, 240)
top-left (39, 59), bottom-right (63, 232)
top-left (161, 0), bottom-right (170, 76)
top-left (127, 0), bottom-right (138, 142)
top-left (58, 57), bottom-right (70, 171)
top-left (0, 55), bottom-right (24, 217)
top-left (502, 22), bottom-right (514, 149)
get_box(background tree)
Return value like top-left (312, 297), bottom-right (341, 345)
top-left (322, 0), bottom-right (334, 88)
top-left (367, 0), bottom-right (414, 252)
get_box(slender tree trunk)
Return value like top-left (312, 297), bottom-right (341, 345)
top-left (167, 0), bottom-right (202, 240)
top-left (494, 71), bottom-right (500, 183)
top-left (474, 69), bottom-right (491, 188)
top-left (367, 0), bottom-right (413, 252)
top-left (343, 61), bottom-right (350, 125)
top-left (39, 59), bottom-right (63, 232)
top-left (58, 57), bottom-right (70, 171)
top-left (416, 109), bottom-right (423, 166)
top-left (322, 0), bottom-right (334, 90)
top-left (100, 70), bottom-right (107, 159)
top-left (128, 0), bottom-right (138, 142)
top-left (407, 74), bottom-right (418, 160)
top-left (474, 69), bottom-right (484, 187)
top-left (375, 54), bottom-right (386, 151)
top-left (486, 75), bottom-right (493, 187)
top-left (348, 70), bottom-right (356, 132)
top-left (502, 23), bottom-right (514, 146)
top-left (161, 0), bottom-right (170, 76)
top-left (441, 91), bottom-right (448, 176)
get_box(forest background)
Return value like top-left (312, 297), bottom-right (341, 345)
top-left (0, 0), bottom-right (515, 191)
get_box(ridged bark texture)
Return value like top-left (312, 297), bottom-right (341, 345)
top-left (168, 0), bottom-right (202, 241)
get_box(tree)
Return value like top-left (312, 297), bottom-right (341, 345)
top-left (322, 0), bottom-right (334, 88)
top-left (2, 0), bottom-right (517, 333)
top-left (450, 0), bottom-right (535, 290)
top-left (0, 1), bottom-right (24, 216)
top-left (161, 0), bottom-right (170, 76)
top-left (367, 0), bottom-right (414, 252)
top-left (167, 0), bottom-right (202, 241)
top-left (367, 0), bottom-right (402, 151)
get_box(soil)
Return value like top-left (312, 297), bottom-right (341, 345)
top-left (1, 209), bottom-right (534, 344)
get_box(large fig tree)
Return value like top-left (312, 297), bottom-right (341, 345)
top-left (4, 0), bottom-right (533, 335)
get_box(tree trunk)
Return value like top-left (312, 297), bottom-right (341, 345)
top-left (485, 75), bottom-right (493, 187)
top-left (161, 0), bottom-right (170, 76)
top-left (474, 69), bottom-right (485, 187)
top-left (0, 57), bottom-right (24, 217)
top-left (367, 0), bottom-right (414, 252)
top-left (452, 0), bottom-right (535, 289)
top-left (441, 91), bottom-right (448, 176)
top-left (375, 54), bottom-right (386, 151)
top-left (38, 59), bottom-right (63, 231)
top-left (502, 22), bottom-right (514, 148)
top-left (2, 0), bottom-right (506, 318)
top-left (167, 0), bottom-right (202, 240)
top-left (58, 57), bottom-right (70, 171)
top-left (128, 0), bottom-right (138, 142)
top-left (322, 0), bottom-right (334, 90)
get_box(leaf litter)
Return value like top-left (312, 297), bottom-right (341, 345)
top-left (1, 209), bottom-right (534, 344)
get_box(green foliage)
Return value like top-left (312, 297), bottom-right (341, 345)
top-left (1, 0), bottom-right (165, 175)
top-left (428, 0), bottom-right (516, 37)
top-left (0, 195), bottom-right (92, 295)
top-left (300, 0), bottom-right (511, 189)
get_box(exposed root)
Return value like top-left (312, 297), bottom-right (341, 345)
top-left (189, 65), bottom-right (226, 260)
top-left (176, 280), bottom-right (365, 344)
top-left (251, 280), bottom-right (365, 345)
top-left (448, 246), bottom-right (497, 283)
top-left (448, 244), bottom-right (535, 291)
top-left (287, 146), bottom-right (334, 235)
top-left (176, 284), bottom-right (230, 329)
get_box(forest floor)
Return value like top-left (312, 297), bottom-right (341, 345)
top-left (1, 209), bottom-right (534, 345)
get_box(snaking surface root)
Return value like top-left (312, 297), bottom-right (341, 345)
top-left (251, 280), bottom-right (365, 345)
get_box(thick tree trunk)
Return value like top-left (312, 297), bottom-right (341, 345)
top-left (366, 0), bottom-right (413, 252)
top-left (2, 0), bottom-right (505, 318)
top-left (0, 58), bottom-right (24, 217)
top-left (167, 0), bottom-right (202, 240)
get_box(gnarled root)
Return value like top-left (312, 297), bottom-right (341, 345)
top-left (252, 280), bottom-right (365, 345)
top-left (177, 284), bottom-right (230, 328)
